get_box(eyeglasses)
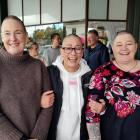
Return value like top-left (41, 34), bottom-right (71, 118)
top-left (61, 46), bottom-right (83, 54)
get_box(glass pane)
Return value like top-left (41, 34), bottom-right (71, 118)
top-left (23, 0), bottom-right (40, 25)
top-left (41, 0), bottom-right (61, 23)
top-left (64, 22), bottom-right (85, 46)
top-left (26, 24), bottom-right (63, 46)
top-left (8, 0), bottom-right (22, 20)
top-left (109, 0), bottom-right (128, 20)
top-left (26, 24), bottom-right (63, 57)
top-left (63, 0), bottom-right (85, 21)
top-left (64, 22), bottom-right (85, 36)
top-left (89, 0), bottom-right (107, 19)
top-left (88, 21), bottom-right (126, 44)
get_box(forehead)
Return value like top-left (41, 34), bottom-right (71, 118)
top-left (32, 44), bottom-right (38, 48)
top-left (87, 33), bottom-right (97, 38)
top-left (63, 36), bottom-right (82, 47)
top-left (53, 35), bottom-right (60, 39)
top-left (1, 18), bottom-right (24, 32)
top-left (114, 33), bottom-right (135, 43)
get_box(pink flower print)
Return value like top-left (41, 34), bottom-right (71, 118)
top-left (102, 69), bottom-right (110, 76)
top-left (89, 76), bottom-right (96, 89)
top-left (111, 76), bottom-right (120, 84)
top-left (109, 98), bottom-right (115, 105)
top-left (111, 64), bottom-right (117, 70)
top-left (116, 71), bottom-right (124, 76)
top-left (111, 86), bottom-right (124, 96)
top-left (120, 79), bottom-right (136, 88)
top-left (85, 95), bottom-right (100, 123)
top-left (114, 100), bottom-right (134, 118)
top-left (105, 91), bottom-right (115, 105)
top-left (126, 91), bottom-right (140, 107)
top-left (89, 74), bottom-right (103, 90)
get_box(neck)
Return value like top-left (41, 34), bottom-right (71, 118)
top-left (90, 44), bottom-right (96, 49)
top-left (51, 45), bottom-right (58, 48)
top-left (63, 63), bottom-right (80, 73)
top-left (114, 60), bottom-right (137, 72)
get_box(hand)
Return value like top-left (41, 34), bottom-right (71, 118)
top-left (89, 99), bottom-right (106, 114)
top-left (28, 139), bottom-right (38, 140)
top-left (41, 90), bottom-right (54, 108)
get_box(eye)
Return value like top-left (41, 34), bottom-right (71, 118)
top-left (75, 47), bottom-right (82, 50)
top-left (116, 44), bottom-right (122, 47)
top-left (15, 31), bottom-right (23, 35)
top-left (126, 43), bottom-right (133, 46)
top-left (65, 47), bottom-right (72, 51)
top-left (4, 32), bottom-right (11, 36)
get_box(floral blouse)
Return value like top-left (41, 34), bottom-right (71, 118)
top-left (86, 61), bottom-right (140, 122)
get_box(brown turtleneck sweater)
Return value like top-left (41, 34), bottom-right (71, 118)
top-left (0, 48), bottom-right (53, 140)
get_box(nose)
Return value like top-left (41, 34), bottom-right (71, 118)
top-left (9, 33), bottom-right (16, 41)
top-left (121, 44), bottom-right (128, 50)
top-left (71, 48), bottom-right (76, 54)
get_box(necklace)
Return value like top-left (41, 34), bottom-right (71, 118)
top-left (114, 60), bottom-right (137, 72)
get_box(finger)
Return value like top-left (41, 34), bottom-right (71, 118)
top-left (99, 99), bottom-right (106, 105)
top-left (43, 90), bottom-right (54, 95)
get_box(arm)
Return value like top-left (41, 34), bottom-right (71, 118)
top-left (30, 66), bottom-right (53, 140)
top-left (41, 90), bottom-right (54, 108)
top-left (85, 70), bottom-right (105, 140)
top-left (0, 111), bottom-right (27, 140)
top-left (89, 99), bottom-right (106, 114)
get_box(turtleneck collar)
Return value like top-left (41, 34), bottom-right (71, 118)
top-left (0, 48), bottom-right (30, 64)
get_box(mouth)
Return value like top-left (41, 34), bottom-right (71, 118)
top-left (68, 58), bottom-right (77, 62)
top-left (119, 51), bottom-right (130, 55)
top-left (9, 43), bottom-right (19, 47)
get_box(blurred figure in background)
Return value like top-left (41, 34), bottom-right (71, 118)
top-left (27, 41), bottom-right (48, 66)
top-left (43, 32), bottom-right (61, 66)
top-left (84, 29), bottom-right (110, 70)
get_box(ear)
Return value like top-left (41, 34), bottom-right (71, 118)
top-left (25, 32), bottom-right (29, 44)
top-left (135, 43), bottom-right (138, 53)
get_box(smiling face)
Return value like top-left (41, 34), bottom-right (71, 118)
top-left (87, 32), bottom-right (99, 48)
top-left (112, 32), bottom-right (137, 64)
top-left (60, 35), bottom-right (83, 72)
top-left (1, 17), bottom-right (27, 56)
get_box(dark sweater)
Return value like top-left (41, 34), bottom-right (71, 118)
top-left (0, 48), bottom-right (53, 140)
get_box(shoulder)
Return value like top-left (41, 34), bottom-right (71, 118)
top-left (97, 43), bottom-right (108, 50)
top-left (94, 61), bottom-right (111, 74)
top-left (47, 65), bottom-right (60, 75)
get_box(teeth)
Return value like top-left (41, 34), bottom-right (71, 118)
top-left (120, 52), bottom-right (129, 55)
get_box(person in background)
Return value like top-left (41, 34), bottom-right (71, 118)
top-left (86, 31), bottom-right (140, 140)
top-left (41, 34), bottom-right (105, 140)
top-left (84, 29), bottom-right (110, 70)
top-left (27, 41), bottom-right (48, 66)
top-left (43, 32), bottom-right (61, 66)
top-left (0, 15), bottom-right (54, 140)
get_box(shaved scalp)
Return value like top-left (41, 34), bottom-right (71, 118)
top-left (114, 30), bottom-right (137, 43)
top-left (62, 34), bottom-right (82, 46)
